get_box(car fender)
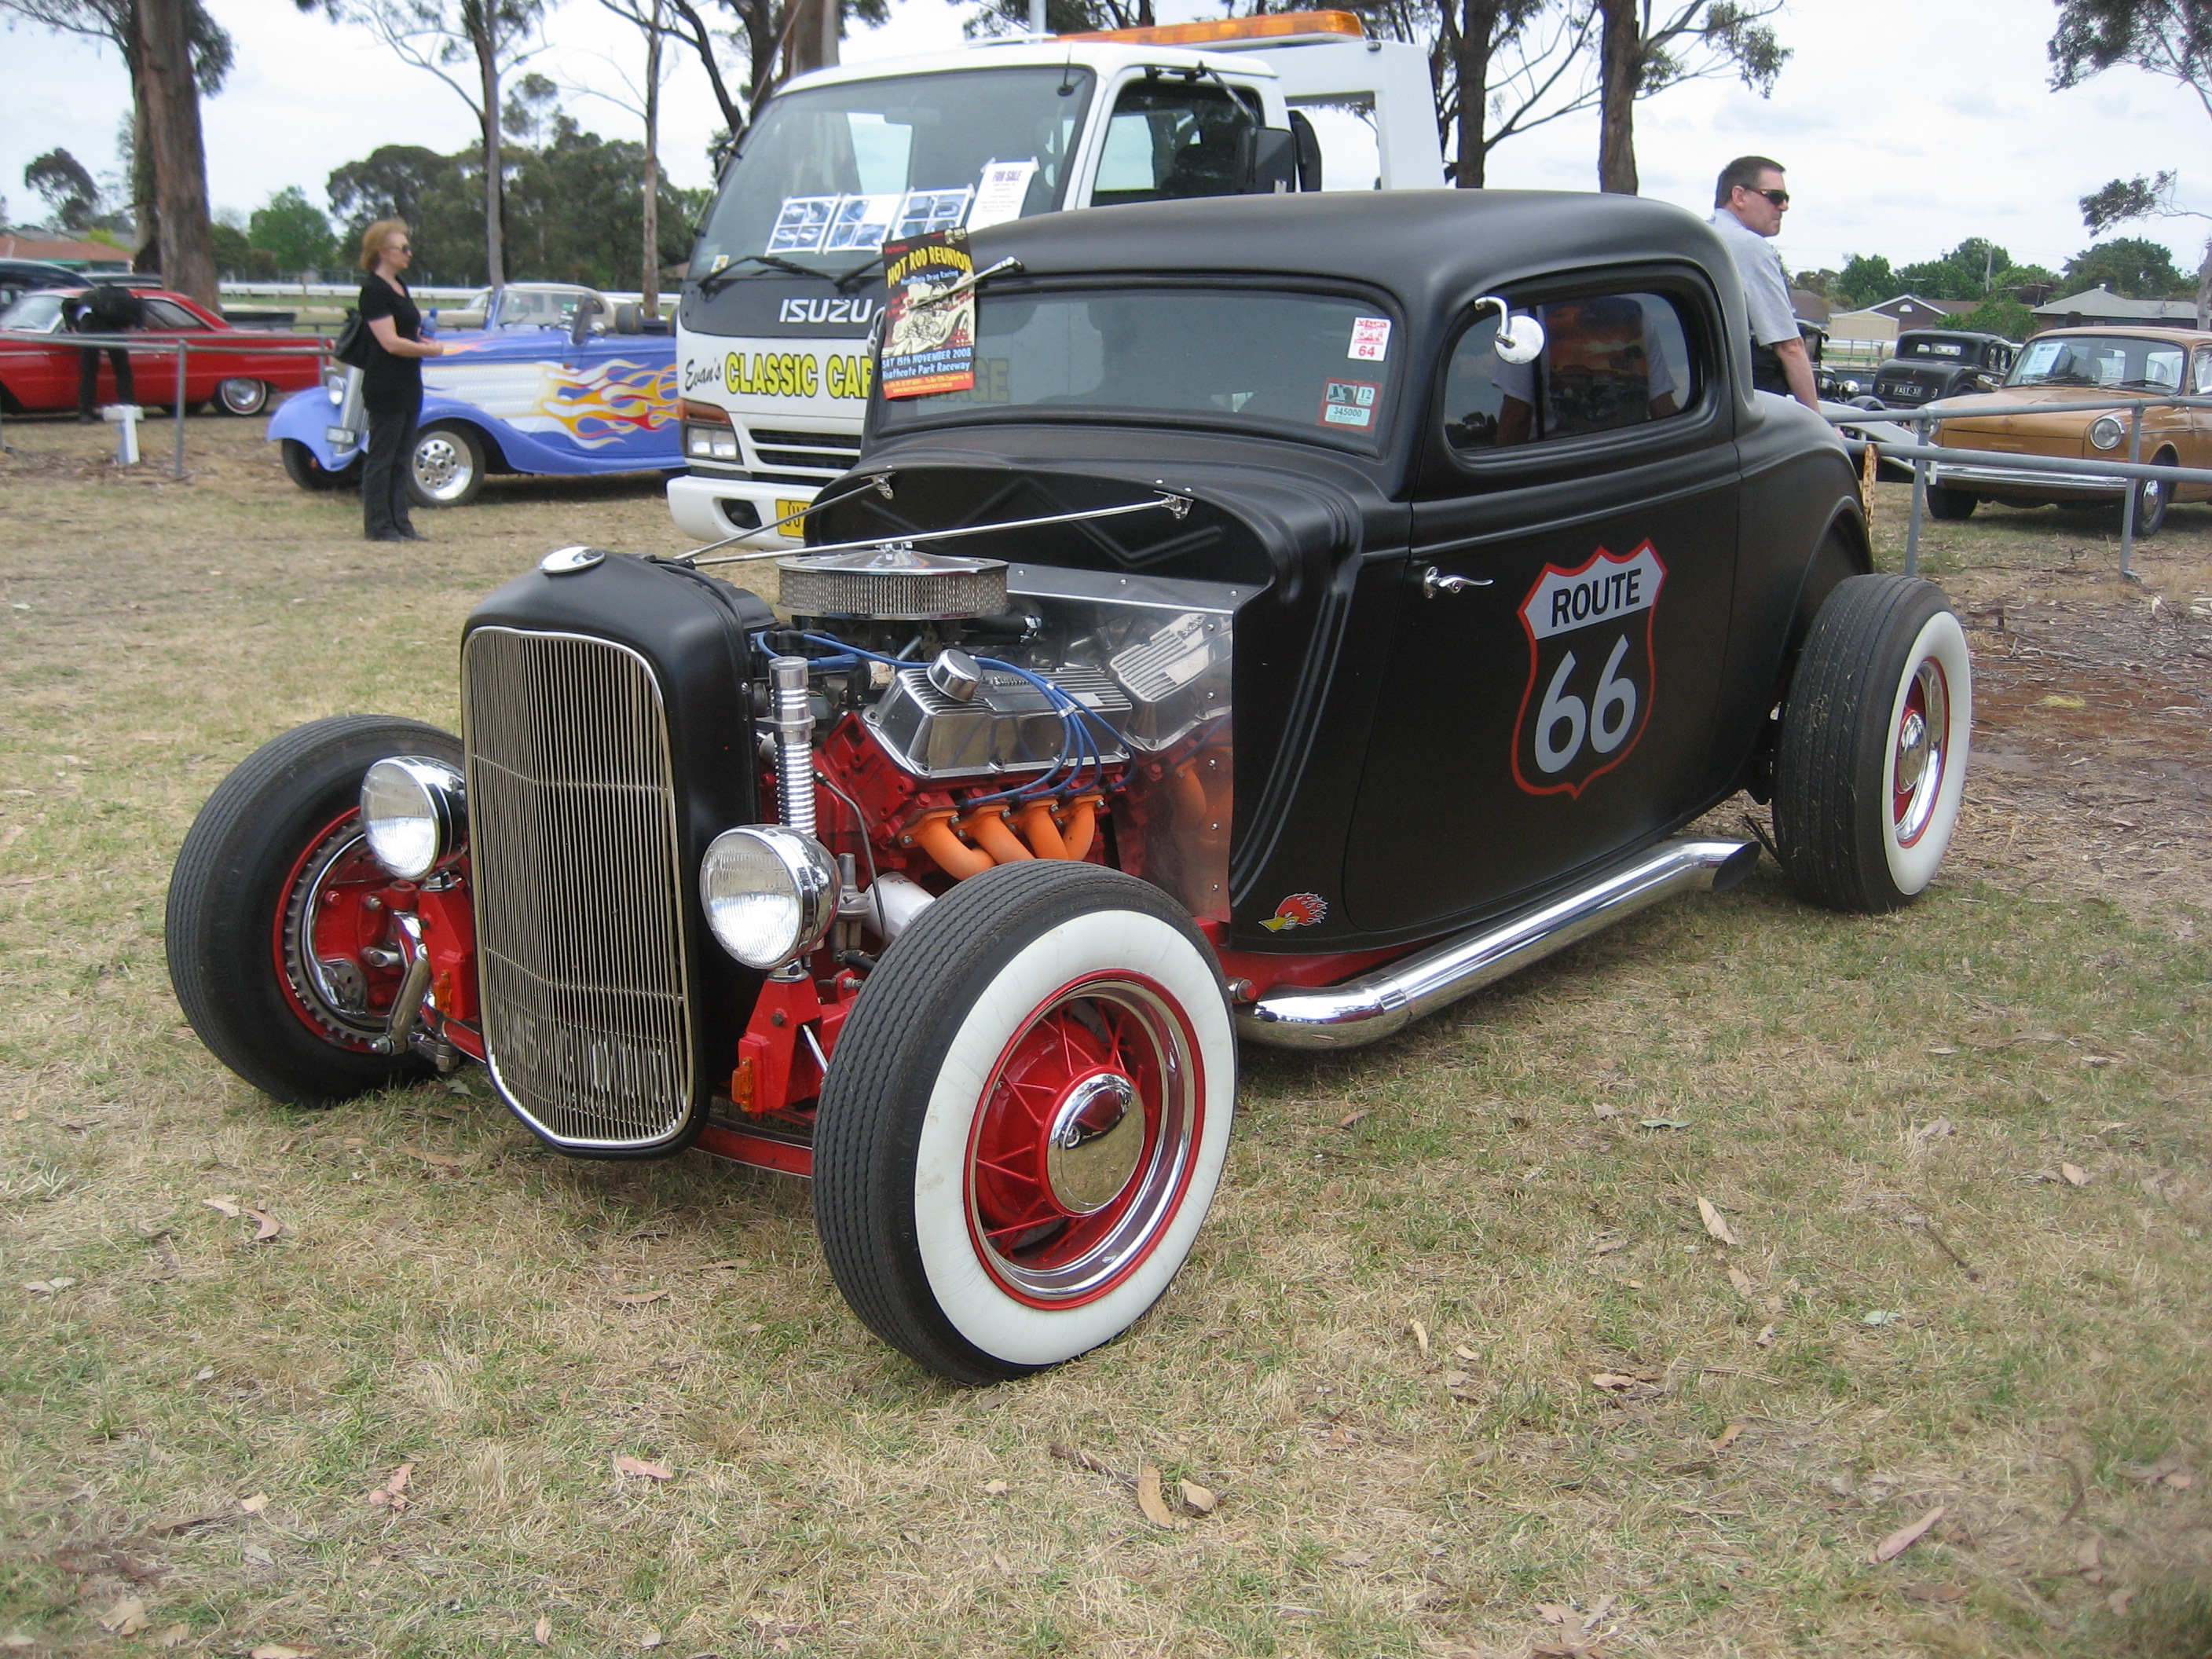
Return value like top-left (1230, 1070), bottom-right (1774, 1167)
top-left (266, 383), bottom-right (353, 471)
top-left (415, 395), bottom-right (511, 471)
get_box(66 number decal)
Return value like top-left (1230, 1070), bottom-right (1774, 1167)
top-left (1511, 543), bottom-right (1666, 798)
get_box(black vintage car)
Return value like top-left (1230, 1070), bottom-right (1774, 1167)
top-left (1873, 328), bottom-right (2015, 407)
top-left (167, 192), bottom-right (1973, 1384)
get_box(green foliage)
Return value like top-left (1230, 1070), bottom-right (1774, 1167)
top-left (2048, 0), bottom-right (2211, 93)
top-left (2062, 236), bottom-right (2192, 296)
top-left (1835, 253), bottom-right (1894, 310)
top-left (1895, 237), bottom-right (2012, 302)
top-left (23, 148), bottom-right (99, 233)
top-left (247, 185), bottom-right (335, 274)
top-left (1952, 293), bottom-right (2034, 341)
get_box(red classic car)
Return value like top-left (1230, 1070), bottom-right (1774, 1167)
top-left (0, 285), bottom-right (325, 416)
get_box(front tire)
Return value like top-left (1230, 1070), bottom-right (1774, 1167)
top-left (2128, 452), bottom-right (2174, 537)
top-left (1926, 485), bottom-right (1976, 521)
top-left (216, 377), bottom-right (269, 416)
top-left (407, 423), bottom-right (485, 507)
top-left (814, 862), bottom-right (1236, 1385)
top-left (1774, 574), bottom-right (1972, 913)
top-left (280, 438), bottom-right (354, 491)
top-left (166, 716), bottom-right (464, 1104)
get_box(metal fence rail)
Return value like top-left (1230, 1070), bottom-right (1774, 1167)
top-left (0, 331), bottom-right (330, 478)
top-left (1827, 392), bottom-right (2212, 578)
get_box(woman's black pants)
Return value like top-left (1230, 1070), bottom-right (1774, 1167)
top-left (361, 397), bottom-right (419, 538)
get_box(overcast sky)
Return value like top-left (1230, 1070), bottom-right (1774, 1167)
top-left (2, 0), bottom-right (2205, 280)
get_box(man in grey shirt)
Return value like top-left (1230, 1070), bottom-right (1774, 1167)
top-left (1709, 155), bottom-right (1818, 409)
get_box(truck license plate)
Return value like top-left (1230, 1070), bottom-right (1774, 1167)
top-left (775, 498), bottom-right (810, 533)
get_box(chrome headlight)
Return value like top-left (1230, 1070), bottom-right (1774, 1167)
top-left (2089, 414), bottom-right (2126, 451)
top-left (700, 826), bottom-right (838, 969)
top-left (360, 757), bottom-right (467, 880)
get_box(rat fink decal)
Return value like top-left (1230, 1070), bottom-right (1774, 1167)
top-left (1511, 542), bottom-right (1667, 797)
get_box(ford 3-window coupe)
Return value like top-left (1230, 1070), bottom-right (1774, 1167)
top-left (267, 282), bottom-right (679, 504)
top-left (170, 192), bottom-right (1972, 1384)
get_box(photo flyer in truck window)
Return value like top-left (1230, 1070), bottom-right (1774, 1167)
top-left (880, 229), bottom-right (976, 400)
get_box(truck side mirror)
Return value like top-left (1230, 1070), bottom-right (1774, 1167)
top-left (1241, 126), bottom-right (1299, 195)
top-left (1287, 110), bottom-right (1324, 191)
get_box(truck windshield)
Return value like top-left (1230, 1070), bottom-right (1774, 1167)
top-left (873, 287), bottom-right (1401, 449)
top-left (690, 67), bottom-right (1094, 276)
top-left (2009, 334), bottom-right (2185, 390)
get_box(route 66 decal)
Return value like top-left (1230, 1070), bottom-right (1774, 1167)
top-left (1511, 542), bottom-right (1667, 797)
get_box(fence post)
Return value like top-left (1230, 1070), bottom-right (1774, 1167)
top-left (172, 340), bottom-right (189, 478)
top-left (2119, 403), bottom-right (2144, 580)
top-left (1906, 456), bottom-right (1926, 578)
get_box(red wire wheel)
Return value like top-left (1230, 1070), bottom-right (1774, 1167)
top-left (814, 862), bottom-right (1236, 1385)
top-left (272, 809), bottom-right (417, 1049)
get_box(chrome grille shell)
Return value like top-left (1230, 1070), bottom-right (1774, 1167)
top-left (463, 626), bottom-right (696, 1149)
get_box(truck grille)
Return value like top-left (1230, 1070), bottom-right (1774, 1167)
top-left (463, 626), bottom-right (695, 1148)
top-left (745, 425), bottom-right (862, 473)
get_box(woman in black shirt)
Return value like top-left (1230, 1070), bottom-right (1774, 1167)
top-left (356, 219), bottom-right (447, 541)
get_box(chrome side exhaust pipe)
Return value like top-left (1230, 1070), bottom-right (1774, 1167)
top-left (1236, 838), bottom-right (1760, 1050)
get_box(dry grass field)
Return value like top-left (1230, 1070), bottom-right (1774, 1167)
top-left (2, 417), bottom-right (2210, 1659)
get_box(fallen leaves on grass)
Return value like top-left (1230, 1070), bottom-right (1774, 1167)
top-left (1592, 1101), bottom-right (1623, 1119)
top-left (2062, 1163), bottom-right (2092, 1186)
top-left (614, 1455), bottom-right (673, 1481)
top-left (151, 1625), bottom-right (191, 1647)
top-left (1049, 1441), bottom-right (1134, 1489)
top-left (692, 1258), bottom-right (750, 1273)
top-left (143, 1512), bottom-right (224, 1536)
top-left (1409, 1319), bottom-right (1429, 1357)
top-left (238, 1492), bottom-right (269, 1514)
top-left (365, 1462), bottom-right (413, 1510)
top-left (1179, 1479), bottom-right (1218, 1516)
top-left (1899, 1583), bottom-right (1967, 1604)
top-left (246, 1208), bottom-right (281, 1243)
top-left (1911, 1118), bottom-right (1955, 1144)
top-left (98, 1598), bottom-right (149, 1635)
top-left (1533, 1595), bottom-right (1617, 1657)
top-left (534, 1616), bottom-right (551, 1646)
top-left (1136, 1466), bottom-right (1183, 1529)
top-left (401, 1146), bottom-right (469, 1168)
top-left (1639, 1117), bottom-right (1690, 1131)
top-left (1338, 1109), bottom-right (1371, 1130)
top-left (981, 1480), bottom-right (1009, 1497)
top-left (1872, 1505), bottom-right (1945, 1562)
top-left (1697, 1197), bottom-right (1740, 1246)
top-left (22, 1278), bottom-right (75, 1295)
top-left (242, 1545), bottom-right (273, 1566)
top-left (203, 1196), bottom-right (241, 1217)
top-left (1712, 1423), bottom-right (1745, 1451)
top-left (251, 1645), bottom-right (314, 1659)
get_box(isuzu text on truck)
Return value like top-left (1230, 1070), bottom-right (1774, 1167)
top-left (666, 9), bottom-right (1443, 545)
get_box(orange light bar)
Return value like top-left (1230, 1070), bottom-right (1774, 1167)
top-left (1061, 9), bottom-right (1364, 46)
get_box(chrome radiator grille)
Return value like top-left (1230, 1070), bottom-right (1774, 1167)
top-left (463, 627), bottom-right (694, 1148)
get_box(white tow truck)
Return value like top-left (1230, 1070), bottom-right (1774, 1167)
top-left (666, 8), bottom-right (1444, 545)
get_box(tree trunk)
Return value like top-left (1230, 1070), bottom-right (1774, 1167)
top-left (789, 0), bottom-right (837, 76)
top-left (471, 1), bottom-right (505, 287)
top-left (641, 0), bottom-right (661, 313)
top-left (1596, 0), bottom-right (1639, 195)
top-left (130, 48), bottom-right (161, 274)
top-left (136, 0), bottom-right (217, 304)
top-left (2198, 237), bottom-right (2210, 332)
top-left (1452, 0), bottom-right (1498, 188)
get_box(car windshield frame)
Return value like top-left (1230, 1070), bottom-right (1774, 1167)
top-left (1, 292), bottom-right (66, 332)
top-left (2007, 332), bottom-right (2188, 392)
top-left (689, 65), bottom-right (1096, 277)
top-left (869, 276), bottom-right (1407, 456)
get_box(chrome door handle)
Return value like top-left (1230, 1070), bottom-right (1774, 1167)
top-left (1422, 566), bottom-right (1492, 598)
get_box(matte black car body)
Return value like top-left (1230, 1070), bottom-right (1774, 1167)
top-left (1873, 329), bottom-right (2015, 408)
top-left (811, 190), bottom-right (1872, 954)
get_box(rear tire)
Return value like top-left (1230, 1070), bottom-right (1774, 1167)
top-left (1773, 574), bottom-right (1971, 913)
top-left (216, 377), bottom-right (269, 416)
top-left (407, 423), bottom-right (484, 507)
top-left (814, 862), bottom-right (1236, 1384)
top-left (1926, 485), bottom-right (1976, 521)
top-left (166, 716), bottom-right (463, 1104)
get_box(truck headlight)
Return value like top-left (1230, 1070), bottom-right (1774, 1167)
top-left (700, 826), bottom-right (838, 969)
top-left (360, 757), bottom-right (467, 880)
top-left (2089, 414), bottom-right (2126, 451)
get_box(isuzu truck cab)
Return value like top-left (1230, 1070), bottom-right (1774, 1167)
top-left (666, 9), bottom-right (1444, 544)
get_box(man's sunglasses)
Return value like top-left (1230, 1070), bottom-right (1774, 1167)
top-left (1741, 186), bottom-right (1789, 207)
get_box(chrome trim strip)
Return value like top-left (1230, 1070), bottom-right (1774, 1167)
top-left (463, 626), bottom-right (697, 1149)
top-left (1237, 839), bottom-right (1759, 1049)
top-left (1930, 463), bottom-right (2124, 494)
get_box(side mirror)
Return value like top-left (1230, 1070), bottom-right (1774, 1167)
top-left (1495, 313), bottom-right (1546, 364)
top-left (569, 294), bottom-right (606, 347)
top-left (1242, 126), bottom-right (1299, 195)
top-left (1287, 109), bottom-right (1323, 191)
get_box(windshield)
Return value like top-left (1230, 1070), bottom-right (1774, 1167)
top-left (1900, 338), bottom-right (1965, 359)
top-left (690, 67), bottom-right (1094, 276)
top-left (489, 286), bottom-right (601, 328)
top-left (2009, 334), bottom-right (2185, 390)
top-left (873, 286), bottom-right (1401, 449)
top-left (1, 292), bottom-right (65, 332)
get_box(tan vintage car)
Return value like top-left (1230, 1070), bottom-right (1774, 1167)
top-left (1926, 324), bottom-right (2212, 533)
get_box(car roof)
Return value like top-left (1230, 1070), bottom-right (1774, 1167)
top-left (2032, 324), bottom-right (2212, 346)
top-left (1896, 329), bottom-right (2009, 343)
top-left (969, 189), bottom-right (1728, 316)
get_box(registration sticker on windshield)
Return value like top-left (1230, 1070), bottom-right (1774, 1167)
top-left (1349, 317), bottom-right (1391, 361)
top-left (1320, 379), bottom-right (1379, 428)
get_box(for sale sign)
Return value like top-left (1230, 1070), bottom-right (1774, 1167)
top-left (1511, 542), bottom-right (1666, 797)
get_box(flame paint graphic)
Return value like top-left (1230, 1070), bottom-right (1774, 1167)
top-left (532, 357), bottom-right (677, 448)
top-left (1259, 892), bottom-right (1328, 932)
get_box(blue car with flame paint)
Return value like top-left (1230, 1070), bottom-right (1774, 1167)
top-left (268, 283), bottom-right (680, 507)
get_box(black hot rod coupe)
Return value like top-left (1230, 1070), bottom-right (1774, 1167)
top-left (167, 192), bottom-right (1972, 1384)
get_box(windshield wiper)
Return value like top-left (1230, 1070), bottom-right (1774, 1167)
top-left (833, 251), bottom-right (887, 293)
top-left (2112, 377), bottom-right (2177, 391)
top-left (697, 251), bottom-right (825, 295)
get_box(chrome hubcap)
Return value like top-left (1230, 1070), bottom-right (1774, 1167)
top-left (413, 437), bottom-right (470, 500)
top-left (1044, 1071), bottom-right (1141, 1214)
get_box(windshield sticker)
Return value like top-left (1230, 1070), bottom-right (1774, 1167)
top-left (1511, 541), bottom-right (1667, 799)
top-left (1320, 378), bottom-right (1379, 428)
top-left (1349, 317), bottom-right (1390, 361)
top-left (893, 189), bottom-right (972, 242)
top-left (968, 159), bottom-right (1039, 232)
top-left (880, 229), bottom-right (976, 399)
top-left (709, 252), bottom-right (731, 274)
top-left (822, 193), bottom-right (902, 253)
top-left (765, 196), bottom-right (840, 254)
